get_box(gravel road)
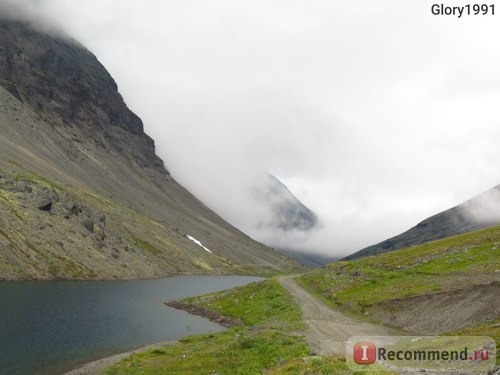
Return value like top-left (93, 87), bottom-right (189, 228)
top-left (278, 275), bottom-right (396, 356)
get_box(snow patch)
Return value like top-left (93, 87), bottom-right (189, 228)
top-left (186, 235), bottom-right (212, 253)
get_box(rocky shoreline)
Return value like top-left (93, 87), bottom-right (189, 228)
top-left (165, 300), bottom-right (242, 328)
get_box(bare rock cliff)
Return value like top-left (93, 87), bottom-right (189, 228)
top-left (0, 20), bottom-right (163, 172)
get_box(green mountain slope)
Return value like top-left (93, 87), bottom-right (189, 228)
top-left (345, 185), bottom-right (500, 260)
top-left (299, 226), bottom-right (500, 337)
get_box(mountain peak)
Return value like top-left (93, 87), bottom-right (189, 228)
top-left (256, 174), bottom-right (319, 232)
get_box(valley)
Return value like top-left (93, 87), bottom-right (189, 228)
top-left (0, 10), bottom-right (498, 375)
top-left (68, 226), bottom-right (498, 374)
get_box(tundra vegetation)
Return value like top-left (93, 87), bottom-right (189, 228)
top-left (298, 226), bottom-right (500, 360)
top-left (106, 279), bottom-right (392, 374)
top-left (107, 226), bottom-right (499, 373)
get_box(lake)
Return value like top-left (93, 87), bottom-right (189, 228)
top-left (0, 275), bottom-right (263, 375)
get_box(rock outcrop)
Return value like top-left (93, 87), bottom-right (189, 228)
top-left (0, 20), bottom-right (163, 172)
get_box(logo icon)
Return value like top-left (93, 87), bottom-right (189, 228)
top-left (353, 342), bottom-right (377, 364)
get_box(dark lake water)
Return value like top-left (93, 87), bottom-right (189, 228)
top-left (0, 275), bottom-right (263, 375)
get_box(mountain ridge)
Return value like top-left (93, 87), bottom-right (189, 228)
top-left (344, 184), bottom-right (500, 260)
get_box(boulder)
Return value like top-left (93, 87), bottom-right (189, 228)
top-left (82, 219), bottom-right (94, 233)
top-left (37, 197), bottom-right (53, 211)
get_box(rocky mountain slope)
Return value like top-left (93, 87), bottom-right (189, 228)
top-left (344, 184), bottom-right (500, 260)
top-left (255, 174), bottom-right (318, 233)
top-left (250, 174), bottom-right (325, 268)
top-left (0, 20), bottom-right (301, 280)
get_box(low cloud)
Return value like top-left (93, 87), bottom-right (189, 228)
top-left (461, 185), bottom-right (500, 225)
top-left (3, 1), bottom-right (500, 257)
top-left (0, 0), bottom-right (66, 36)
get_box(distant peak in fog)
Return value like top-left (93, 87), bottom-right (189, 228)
top-left (254, 174), bottom-right (319, 232)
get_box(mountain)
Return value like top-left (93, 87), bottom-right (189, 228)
top-left (277, 248), bottom-right (336, 268)
top-left (0, 20), bottom-right (301, 280)
top-left (250, 174), bottom-right (322, 267)
top-left (344, 184), bottom-right (500, 260)
top-left (254, 174), bottom-right (319, 232)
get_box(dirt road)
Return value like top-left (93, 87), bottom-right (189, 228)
top-left (278, 275), bottom-right (395, 356)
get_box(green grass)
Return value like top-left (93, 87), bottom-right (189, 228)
top-left (268, 355), bottom-right (349, 374)
top-left (26, 171), bottom-right (65, 192)
top-left (298, 226), bottom-right (500, 316)
top-left (106, 278), bottom-right (395, 374)
top-left (106, 279), bottom-right (313, 374)
top-left (125, 230), bottom-right (162, 257)
top-left (9, 169), bottom-right (65, 192)
top-left (268, 355), bottom-right (390, 375)
top-left (183, 278), bottom-right (304, 329)
top-left (447, 319), bottom-right (500, 362)
top-left (448, 319), bottom-right (500, 342)
top-left (106, 329), bottom-right (307, 375)
top-left (0, 186), bottom-right (28, 221)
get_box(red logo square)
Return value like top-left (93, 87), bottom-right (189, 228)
top-left (353, 342), bottom-right (377, 364)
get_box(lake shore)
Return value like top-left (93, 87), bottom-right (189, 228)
top-left (64, 341), bottom-right (175, 375)
top-left (64, 298), bottom-right (233, 375)
top-left (165, 299), bottom-right (241, 327)
top-left (1, 275), bottom-right (261, 374)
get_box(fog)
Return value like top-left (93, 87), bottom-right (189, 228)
top-left (2, 0), bottom-right (500, 256)
top-left (462, 185), bottom-right (500, 224)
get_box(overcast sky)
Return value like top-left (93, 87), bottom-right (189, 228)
top-left (4, 0), bottom-right (500, 256)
